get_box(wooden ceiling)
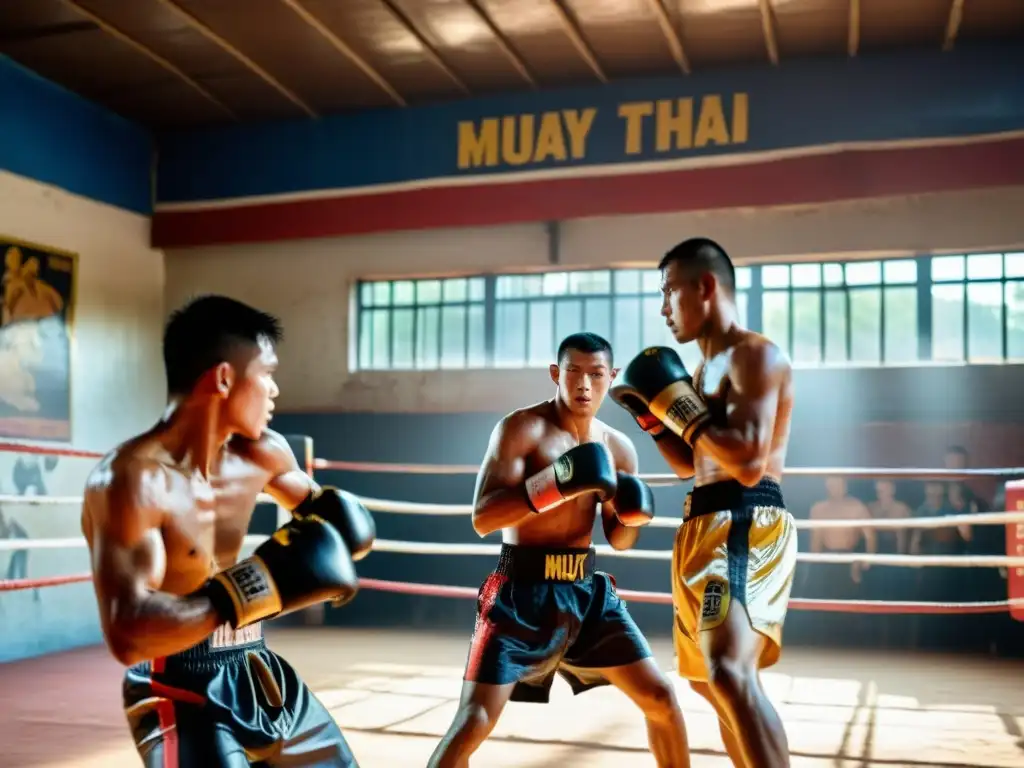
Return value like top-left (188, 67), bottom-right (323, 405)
top-left (1, 0), bottom-right (1022, 129)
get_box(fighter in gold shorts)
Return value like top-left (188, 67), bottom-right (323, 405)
top-left (612, 238), bottom-right (797, 768)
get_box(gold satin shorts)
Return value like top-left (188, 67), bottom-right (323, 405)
top-left (671, 479), bottom-right (797, 681)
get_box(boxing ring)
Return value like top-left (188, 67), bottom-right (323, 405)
top-left (1, 439), bottom-right (1023, 767)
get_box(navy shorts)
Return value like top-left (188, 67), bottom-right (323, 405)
top-left (464, 544), bottom-right (653, 703)
top-left (123, 623), bottom-right (356, 767)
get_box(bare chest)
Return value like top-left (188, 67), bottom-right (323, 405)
top-left (158, 459), bottom-right (272, 595)
top-left (511, 429), bottom-right (612, 546)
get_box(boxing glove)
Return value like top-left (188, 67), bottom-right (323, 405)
top-left (524, 442), bottom-right (617, 514)
top-left (200, 516), bottom-right (358, 630)
top-left (293, 487), bottom-right (376, 562)
top-left (612, 347), bottom-right (711, 446)
top-left (611, 472), bottom-right (655, 527)
top-left (610, 389), bottom-right (668, 439)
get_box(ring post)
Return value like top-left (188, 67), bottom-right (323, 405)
top-left (1004, 480), bottom-right (1024, 622)
top-left (283, 434), bottom-right (325, 626)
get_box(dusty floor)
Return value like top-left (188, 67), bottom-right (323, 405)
top-left (1, 627), bottom-right (1022, 767)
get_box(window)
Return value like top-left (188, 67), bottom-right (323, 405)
top-left (760, 259), bottom-right (918, 365)
top-left (355, 251), bottom-right (1024, 371)
top-left (357, 276), bottom-right (486, 369)
top-left (930, 253), bottom-right (1022, 363)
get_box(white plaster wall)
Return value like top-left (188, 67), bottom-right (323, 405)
top-left (0, 170), bottom-right (165, 661)
top-left (164, 186), bottom-right (1024, 415)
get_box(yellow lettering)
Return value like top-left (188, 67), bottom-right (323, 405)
top-left (694, 95), bottom-right (730, 148)
top-left (655, 98), bottom-right (693, 152)
top-left (457, 119), bottom-right (499, 169)
top-left (545, 554), bottom-right (561, 580)
top-left (618, 102), bottom-right (654, 155)
top-left (731, 92), bottom-right (749, 145)
top-left (533, 111), bottom-right (567, 162)
top-left (502, 114), bottom-right (534, 166)
top-left (562, 108), bottom-right (596, 159)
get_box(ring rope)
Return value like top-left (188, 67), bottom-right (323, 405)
top-left (1, 571), bottom-right (1021, 615)
top-left (0, 533), bottom-right (1020, 568)
top-left (4, 492), bottom-right (1021, 532)
top-left (3, 440), bottom-right (1022, 482)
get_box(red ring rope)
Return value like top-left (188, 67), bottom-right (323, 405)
top-left (2, 572), bottom-right (1020, 614)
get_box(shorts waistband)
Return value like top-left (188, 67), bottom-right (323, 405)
top-left (685, 478), bottom-right (785, 520)
top-left (495, 544), bottom-right (596, 582)
top-left (149, 622), bottom-right (265, 675)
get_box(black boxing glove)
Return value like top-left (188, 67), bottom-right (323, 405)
top-left (199, 516), bottom-right (358, 630)
top-left (611, 472), bottom-right (655, 527)
top-left (611, 347), bottom-right (711, 446)
top-left (293, 487), bottom-right (376, 562)
top-left (524, 442), bottom-right (617, 514)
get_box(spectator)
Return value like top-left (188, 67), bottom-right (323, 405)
top-left (807, 476), bottom-right (876, 646)
top-left (866, 480), bottom-right (914, 649)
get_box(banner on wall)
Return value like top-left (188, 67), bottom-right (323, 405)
top-left (1005, 481), bottom-right (1024, 622)
top-left (0, 237), bottom-right (76, 441)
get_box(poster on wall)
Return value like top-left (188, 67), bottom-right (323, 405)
top-left (0, 237), bottom-right (76, 442)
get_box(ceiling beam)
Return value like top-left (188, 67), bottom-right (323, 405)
top-left (548, 0), bottom-right (606, 83)
top-left (61, 0), bottom-right (235, 119)
top-left (465, 0), bottom-right (537, 88)
top-left (644, 0), bottom-right (690, 75)
top-left (278, 0), bottom-right (406, 106)
top-left (758, 0), bottom-right (780, 66)
top-left (153, 0), bottom-right (317, 117)
top-left (847, 0), bottom-right (861, 57)
top-left (379, 0), bottom-right (471, 95)
top-left (943, 0), bottom-right (965, 52)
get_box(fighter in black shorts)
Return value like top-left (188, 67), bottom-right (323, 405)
top-left (427, 333), bottom-right (690, 768)
top-left (81, 296), bottom-right (376, 766)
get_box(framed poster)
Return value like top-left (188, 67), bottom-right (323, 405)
top-left (0, 237), bottom-right (77, 441)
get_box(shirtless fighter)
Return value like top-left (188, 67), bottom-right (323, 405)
top-left (428, 332), bottom-right (690, 768)
top-left (611, 238), bottom-right (797, 768)
top-left (81, 295), bottom-right (376, 767)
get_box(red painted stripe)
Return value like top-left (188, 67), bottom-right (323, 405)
top-left (152, 136), bottom-right (1024, 248)
top-left (150, 680), bottom-right (206, 707)
top-left (464, 572), bottom-right (506, 681)
top-left (156, 698), bottom-right (178, 768)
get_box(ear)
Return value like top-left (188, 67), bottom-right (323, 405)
top-left (698, 271), bottom-right (717, 301)
top-left (609, 367), bottom-right (621, 381)
top-left (213, 361), bottom-right (234, 397)
top-left (548, 364), bottom-right (560, 384)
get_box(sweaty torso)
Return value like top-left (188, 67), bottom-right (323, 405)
top-left (82, 433), bottom-right (279, 597)
top-left (812, 498), bottom-right (867, 551)
top-left (692, 334), bottom-right (793, 488)
top-left (502, 402), bottom-right (626, 548)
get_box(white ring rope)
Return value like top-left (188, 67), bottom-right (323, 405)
top-left (5, 492), bottom-right (1021, 532)
top-left (0, 533), bottom-right (1021, 568)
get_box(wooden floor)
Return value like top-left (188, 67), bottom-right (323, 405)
top-left (2, 628), bottom-right (1022, 767)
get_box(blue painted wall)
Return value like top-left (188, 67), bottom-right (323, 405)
top-left (156, 43), bottom-right (1024, 204)
top-left (0, 55), bottom-right (152, 214)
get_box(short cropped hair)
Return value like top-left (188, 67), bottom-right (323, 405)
top-left (163, 295), bottom-right (282, 395)
top-left (945, 445), bottom-right (968, 457)
top-left (556, 332), bottom-right (613, 366)
top-left (658, 237), bottom-right (736, 296)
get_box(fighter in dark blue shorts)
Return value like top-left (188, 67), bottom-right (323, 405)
top-left (427, 333), bottom-right (691, 768)
top-left (82, 296), bottom-right (376, 766)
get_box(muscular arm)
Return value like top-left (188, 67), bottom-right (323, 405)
top-left (258, 430), bottom-right (320, 509)
top-left (857, 502), bottom-right (877, 554)
top-left (695, 341), bottom-right (788, 487)
top-left (471, 414), bottom-right (543, 537)
top-left (85, 466), bottom-right (220, 667)
top-left (601, 434), bottom-right (642, 551)
top-left (809, 502), bottom-right (825, 553)
top-left (653, 432), bottom-right (695, 480)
